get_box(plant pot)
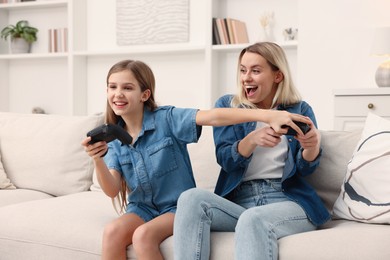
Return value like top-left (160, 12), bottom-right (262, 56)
top-left (10, 38), bottom-right (31, 54)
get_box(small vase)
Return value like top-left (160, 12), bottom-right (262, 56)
top-left (10, 38), bottom-right (31, 54)
top-left (259, 26), bottom-right (275, 42)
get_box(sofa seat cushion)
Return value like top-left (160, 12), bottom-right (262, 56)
top-left (279, 220), bottom-right (390, 260)
top-left (0, 191), bottom-right (115, 260)
top-left (0, 189), bottom-right (53, 207)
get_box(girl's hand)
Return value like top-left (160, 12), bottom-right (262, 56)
top-left (81, 137), bottom-right (108, 160)
top-left (266, 110), bottom-right (311, 136)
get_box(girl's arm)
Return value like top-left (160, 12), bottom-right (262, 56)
top-left (81, 137), bottom-right (122, 198)
top-left (196, 108), bottom-right (310, 136)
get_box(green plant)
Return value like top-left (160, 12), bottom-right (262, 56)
top-left (0, 20), bottom-right (38, 43)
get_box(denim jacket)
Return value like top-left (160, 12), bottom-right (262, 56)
top-left (213, 95), bottom-right (330, 226)
top-left (104, 106), bottom-right (201, 213)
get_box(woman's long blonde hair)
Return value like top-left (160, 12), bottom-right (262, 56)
top-left (104, 60), bottom-right (158, 214)
top-left (231, 42), bottom-right (301, 109)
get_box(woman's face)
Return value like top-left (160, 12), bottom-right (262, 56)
top-left (107, 70), bottom-right (149, 117)
top-left (240, 52), bottom-right (282, 109)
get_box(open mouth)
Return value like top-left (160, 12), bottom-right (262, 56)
top-left (245, 86), bottom-right (258, 97)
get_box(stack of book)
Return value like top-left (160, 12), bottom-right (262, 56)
top-left (48, 28), bottom-right (68, 53)
top-left (212, 18), bottom-right (249, 45)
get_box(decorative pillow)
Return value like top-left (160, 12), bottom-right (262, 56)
top-left (0, 150), bottom-right (16, 189)
top-left (0, 112), bottom-right (104, 196)
top-left (333, 112), bottom-right (390, 223)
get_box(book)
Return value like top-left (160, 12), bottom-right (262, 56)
top-left (48, 28), bottom-right (68, 53)
top-left (232, 20), bottom-right (249, 44)
top-left (212, 18), bottom-right (221, 45)
top-left (216, 18), bottom-right (228, 44)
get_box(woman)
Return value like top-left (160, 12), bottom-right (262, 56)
top-left (174, 42), bottom-right (330, 260)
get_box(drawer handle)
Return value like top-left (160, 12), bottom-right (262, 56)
top-left (368, 103), bottom-right (374, 109)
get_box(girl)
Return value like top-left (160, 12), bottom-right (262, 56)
top-left (81, 59), bottom-right (309, 260)
top-left (174, 42), bottom-right (330, 260)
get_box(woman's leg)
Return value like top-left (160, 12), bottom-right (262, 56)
top-left (235, 200), bottom-right (316, 260)
top-left (132, 212), bottom-right (175, 260)
top-left (102, 213), bottom-right (145, 260)
top-left (174, 188), bottom-right (246, 260)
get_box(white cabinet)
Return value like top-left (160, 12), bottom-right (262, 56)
top-left (0, 0), bottom-right (298, 115)
top-left (334, 88), bottom-right (390, 131)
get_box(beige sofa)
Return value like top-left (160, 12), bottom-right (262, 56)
top-left (0, 111), bottom-right (389, 260)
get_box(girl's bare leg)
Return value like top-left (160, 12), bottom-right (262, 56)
top-left (102, 213), bottom-right (145, 260)
top-left (132, 212), bottom-right (175, 260)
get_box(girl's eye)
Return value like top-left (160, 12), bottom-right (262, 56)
top-left (253, 69), bottom-right (260, 74)
top-left (108, 85), bottom-right (116, 89)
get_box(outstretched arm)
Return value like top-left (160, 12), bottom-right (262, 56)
top-left (195, 108), bottom-right (310, 136)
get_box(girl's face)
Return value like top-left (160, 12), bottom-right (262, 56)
top-left (107, 70), bottom-right (150, 117)
top-left (240, 52), bottom-right (282, 109)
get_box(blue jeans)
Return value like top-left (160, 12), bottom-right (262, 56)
top-left (173, 179), bottom-right (316, 260)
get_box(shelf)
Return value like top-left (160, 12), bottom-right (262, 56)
top-left (0, 52), bottom-right (67, 60)
top-left (74, 44), bottom-right (206, 57)
top-left (212, 41), bottom-right (298, 52)
top-left (0, 0), bottom-right (67, 10)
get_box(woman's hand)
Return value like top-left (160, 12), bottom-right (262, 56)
top-left (295, 120), bottom-right (321, 162)
top-left (238, 126), bottom-right (282, 158)
top-left (81, 137), bottom-right (108, 160)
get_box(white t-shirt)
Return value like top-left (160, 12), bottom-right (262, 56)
top-left (243, 121), bottom-right (288, 181)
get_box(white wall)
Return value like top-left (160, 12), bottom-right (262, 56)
top-left (298, 0), bottom-right (390, 130)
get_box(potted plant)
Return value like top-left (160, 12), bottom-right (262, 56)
top-left (0, 20), bottom-right (38, 54)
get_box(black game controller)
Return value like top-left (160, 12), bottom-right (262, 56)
top-left (282, 121), bottom-right (311, 136)
top-left (87, 124), bottom-right (133, 145)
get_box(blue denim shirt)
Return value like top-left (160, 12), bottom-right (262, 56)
top-left (104, 106), bottom-right (201, 213)
top-left (213, 95), bottom-right (330, 226)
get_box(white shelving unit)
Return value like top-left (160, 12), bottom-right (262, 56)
top-left (0, 0), bottom-right (298, 115)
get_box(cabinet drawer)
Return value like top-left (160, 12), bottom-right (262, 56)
top-left (334, 95), bottom-right (390, 117)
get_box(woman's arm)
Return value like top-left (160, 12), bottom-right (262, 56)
top-left (196, 108), bottom-right (310, 136)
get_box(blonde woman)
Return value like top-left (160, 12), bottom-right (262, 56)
top-left (174, 42), bottom-right (329, 260)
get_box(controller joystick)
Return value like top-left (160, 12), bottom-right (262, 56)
top-left (87, 124), bottom-right (133, 145)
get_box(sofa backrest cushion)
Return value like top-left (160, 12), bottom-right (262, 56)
top-left (0, 151), bottom-right (16, 189)
top-left (188, 126), bottom-right (220, 191)
top-left (0, 112), bottom-right (104, 196)
top-left (305, 129), bottom-right (362, 213)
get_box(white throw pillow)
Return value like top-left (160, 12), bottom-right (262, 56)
top-left (0, 112), bottom-right (103, 196)
top-left (0, 150), bottom-right (16, 189)
top-left (333, 112), bottom-right (390, 223)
